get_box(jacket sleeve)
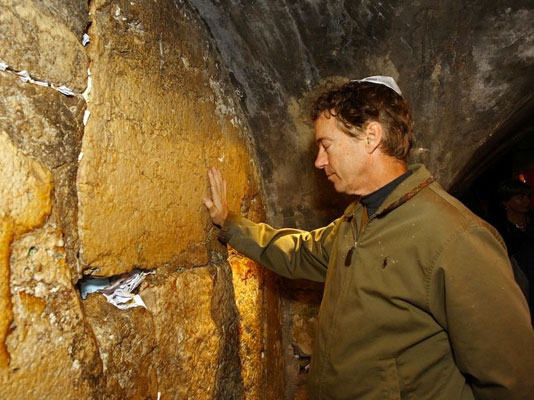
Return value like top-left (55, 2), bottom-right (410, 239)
top-left (428, 224), bottom-right (534, 400)
top-left (218, 212), bottom-right (339, 282)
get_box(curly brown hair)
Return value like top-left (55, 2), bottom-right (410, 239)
top-left (310, 81), bottom-right (414, 162)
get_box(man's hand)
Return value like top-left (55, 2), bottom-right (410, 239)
top-left (203, 166), bottom-right (229, 227)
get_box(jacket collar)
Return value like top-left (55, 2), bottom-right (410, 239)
top-left (343, 164), bottom-right (434, 219)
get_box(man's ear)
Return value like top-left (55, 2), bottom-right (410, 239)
top-left (364, 121), bottom-right (383, 154)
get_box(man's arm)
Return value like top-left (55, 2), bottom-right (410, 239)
top-left (429, 224), bottom-right (534, 399)
top-left (219, 212), bottom-right (336, 281)
top-left (203, 167), bottom-right (335, 281)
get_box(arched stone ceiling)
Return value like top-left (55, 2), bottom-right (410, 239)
top-left (187, 0), bottom-right (534, 228)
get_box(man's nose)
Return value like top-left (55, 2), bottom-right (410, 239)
top-left (315, 147), bottom-right (328, 169)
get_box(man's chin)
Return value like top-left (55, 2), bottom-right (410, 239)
top-left (331, 182), bottom-right (358, 196)
top-left (328, 175), bottom-right (350, 194)
top-left (331, 182), bottom-right (346, 194)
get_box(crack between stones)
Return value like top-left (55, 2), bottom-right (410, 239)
top-left (0, 64), bottom-right (83, 98)
top-left (69, 3), bottom-right (107, 398)
top-left (76, 0), bottom-right (96, 280)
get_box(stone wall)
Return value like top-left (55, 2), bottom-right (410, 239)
top-left (0, 0), bottom-right (282, 399)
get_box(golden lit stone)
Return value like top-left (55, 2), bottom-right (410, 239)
top-left (78, 0), bottom-right (261, 276)
top-left (229, 248), bottom-right (264, 398)
top-left (0, 131), bottom-right (52, 368)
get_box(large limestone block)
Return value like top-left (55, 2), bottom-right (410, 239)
top-left (0, 131), bottom-right (52, 235)
top-left (0, 70), bottom-right (85, 279)
top-left (0, 131), bottom-right (52, 367)
top-left (142, 267), bottom-right (221, 399)
top-left (78, 0), bottom-right (260, 276)
top-left (0, 0), bottom-right (88, 91)
top-left (0, 131), bottom-right (101, 398)
top-left (83, 267), bottom-right (223, 399)
top-left (83, 295), bottom-right (158, 399)
top-left (1, 222), bottom-right (103, 399)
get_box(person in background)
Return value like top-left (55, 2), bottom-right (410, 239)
top-left (496, 179), bottom-right (534, 318)
top-left (204, 77), bottom-right (534, 399)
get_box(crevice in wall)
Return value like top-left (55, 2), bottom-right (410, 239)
top-left (0, 62), bottom-right (80, 98)
top-left (75, 0), bottom-right (96, 281)
top-left (211, 260), bottom-right (245, 399)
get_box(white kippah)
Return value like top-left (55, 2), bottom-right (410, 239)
top-left (352, 76), bottom-right (402, 96)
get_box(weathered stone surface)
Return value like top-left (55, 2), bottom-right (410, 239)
top-left (0, 0), bottom-right (88, 91)
top-left (1, 0), bottom-right (280, 399)
top-left (83, 295), bottom-right (158, 399)
top-left (2, 1), bottom-right (273, 398)
top-left (146, 267), bottom-right (222, 399)
top-left (0, 220), bottom-right (13, 369)
top-left (290, 297), bottom-right (318, 358)
top-left (210, 261), bottom-right (247, 400)
top-left (83, 267), bottom-right (226, 399)
top-left (78, 0), bottom-right (261, 276)
top-left (0, 70), bottom-right (85, 280)
top-left (1, 221), bottom-right (103, 399)
top-left (0, 131), bottom-right (52, 368)
top-left (228, 250), bottom-right (264, 398)
top-left (0, 131), bottom-right (52, 235)
top-left (0, 146), bottom-right (101, 399)
top-left (27, 0), bottom-right (88, 38)
top-left (0, 65), bottom-right (100, 399)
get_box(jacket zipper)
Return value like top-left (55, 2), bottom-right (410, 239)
top-left (345, 206), bottom-right (369, 267)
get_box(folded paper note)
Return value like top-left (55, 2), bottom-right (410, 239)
top-left (80, 269), bottom-right (154, 310)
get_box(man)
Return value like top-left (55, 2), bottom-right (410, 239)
top-left (496, 179), bottom-right (534, 318)
top-left (203, 77), bottom-right (534, 399)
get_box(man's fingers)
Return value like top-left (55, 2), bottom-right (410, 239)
top-left (208, 166), bottom-right (226, 205)
top-left (207, 168), bottom-right (216, 192)
top-left (205, 166), bottom-right (228, 227)
top-left (208, 167), bottom-right (218, 188)
top-left (207, 168), bottom-right (220, 200)
top-left (214, 167), bottom-right (223, 194)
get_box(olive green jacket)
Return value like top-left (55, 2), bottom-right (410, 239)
top-left (220, 164), bottom-right (534, 400)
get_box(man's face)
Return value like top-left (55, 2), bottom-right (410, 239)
top-left (313, 113), bottom-right (371, 195)
top-left (505, 193), bottom-right (531, 214)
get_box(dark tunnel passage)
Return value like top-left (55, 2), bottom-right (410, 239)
top-left (452, 99), bottom-right (534, 225)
